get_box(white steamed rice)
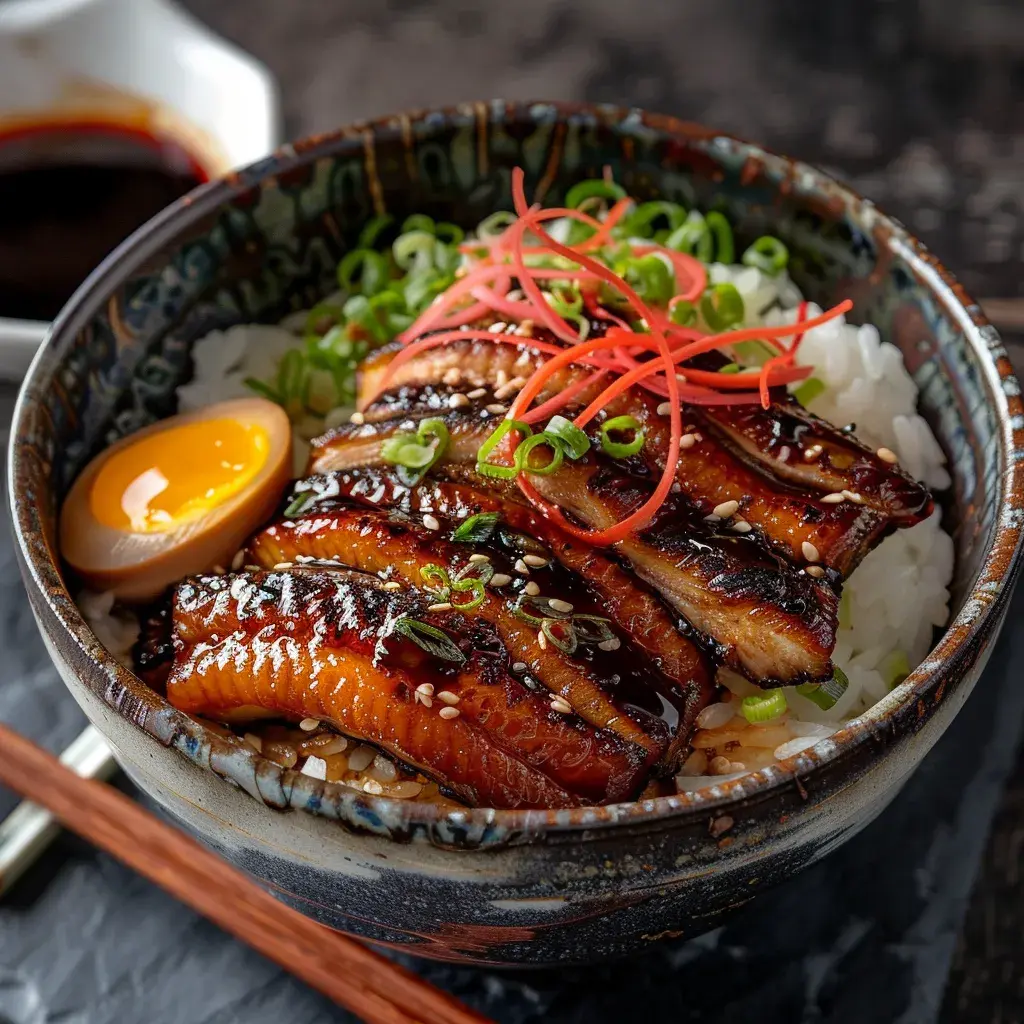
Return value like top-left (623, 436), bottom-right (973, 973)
top-left (76, 261), bottom-right (955, 797)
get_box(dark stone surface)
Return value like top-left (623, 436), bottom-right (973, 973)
top-left (3, 1), bottom-right (1024, 1021)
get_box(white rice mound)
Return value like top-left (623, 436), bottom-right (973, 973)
top-left (75, 262), bottom-right (956, 799)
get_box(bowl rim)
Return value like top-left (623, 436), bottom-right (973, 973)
top-left (10, 99), bottom-right (1024, 837)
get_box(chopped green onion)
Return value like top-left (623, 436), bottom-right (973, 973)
top-left (244, 376), bottom-right (283, 403)
top-left (741, 688), bottom-right (788, 724)
top-left (880, 650), bottom-right (911, 690)
top-left (600, 415), bottom-right (645, 459)
top-left (381, 417), bottom-right (449, 485)
top-left (452, 512), bottom-right (500, 543)
top-left (620, 254), bottom-right (676, 305)
top-left (283, 490), bottom-right (316, 518)
top-left (401, 213), bottom-right (436, 234)
top-left (476, 210), bottom-right (516, 239)
top-left (433, 222), bottom-right (465, 245)
top-left (515, 433), bottom-right (564, 476)
top-left (731, 339), bottom-right (777, 367)
top-left (669, 298), bottom-right (697, 326)
top-left (796, 666), bottom-right (849, 710)
top-left (393, 230), bottom-right (439, 272)
top-left (565, 179), bottom-right (627, 209)
top-left (392, 617), bottom-right (465, 663)
top-left (419, 563), bottom-right (451, 596)
top-left (541, 617), bottom-right (577, 655)
top-left (704, 211), bottom-right (735, 264)
top-left (621, 201), bottom-right (687, 240)
top-left (571, 614), bottom-right (616, 644)
top-left (719, 362), bottom-right (741, 375)
top-left (304, 302), bottom-right (345, 336)
top-left (476, 419), bottom-right (532, 479)
top-left (544, 415), bottom-right (591, 460)
top-left (453, 560), bottom-right (494, 587)
top-left (357, 214), bottom-right (394, 248)
top-left (742, 236), bottom-right (789, 275)
top-left (666, 211), bottom-right (714, 262)
top-left (337, 248), bottom-right (390, 296)
top-left (451, 576), bottom-right (486, 611)
top-left (793, 377), bottom-right (826, 407)
top-left (512, 594), bottom-right (573, 627)
top-left (700, 282), bottom-right (745, 331)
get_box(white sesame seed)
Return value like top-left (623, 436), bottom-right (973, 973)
top-left (448, 393), bottom-right (470, 409)
top-left (877, 446), bottom-right (899, 464)
top-left (442, 368), bottom-right (462, 386)
top-left (298, 718), bottom-right (321, 732)
top-left (598, 638), bottom-right (621, 652)
top-left (803, 444), bottom-right (822, 461)
top-left (489, 573), bottom-right (512, 587)
top-left (301, 756), bottom-right (327, 780)
top-left (512, 661), bottom-right (528, 673)
top-left (422, 514), bottom-right (440, 531)
top-left (821, 492), bottom-right (846, 504)
top-left (712, 499), bottom-right (740, 519)
top-left (487, 321), bottom-right (508, 333)
top-left (363, 779), bottom-right (384, 795)
top-left (468, 553), bottom-right (490, 563)
top-left (427, 602), bottom-right (453, 613)
top-left (231, 550), bottom-right (246, 570)
top-left (514, 319), bottom-right (534, 337)
top-left (548, 598), bottom-right (574, 614)
top-left (493, 380), bottom-right (523, 401)
top-left (693, 432), bottom-right (703, 442)
top-left (805, 564), bottom-right (826, 578)
top-left (524, 581), bottom-right (541, 596)
top-left (416, 682), bottom-right (435, 697)
top-left (467, 387), bottom-right (487, 399)
top-left (778, 445), bottom-right (792, 461)
top-left (680, 433), bottom-right (697, 449)
top-left (657, 402), bottom-right (672, 416)
top-left (349, 411), bottom-right (365, 425)
top-left (802, 541), bottom-right (820, 563)
top-left (550, 698), bottom-right (572, 714)
top-left (842, 490), bottom-right (864, 504)
top-left (382, 581), bottom-right (403, 591)
top-left (537, 629), bottom-right (548, 650)
top-left (732, 519), bottom-right (753, 534)
top-left (439, 706), bottom-right (461, 720)
top-left (485, 403), bottom-right (507, 415)
top-left (273, 561), bottom-right (293, 570)
top-left (524, 554), bottom-right (548, 568)
top-left (514, 559), bottom-right (530, 575)
top-left (495, 369), bottom-right (509, 387)
top-left (371, 756), bottom-right (399, 782)
top-left (436, 690), bottom-right (460, 705)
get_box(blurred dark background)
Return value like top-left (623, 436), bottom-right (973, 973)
top-left (186, 0), bottom-right (1024, 305)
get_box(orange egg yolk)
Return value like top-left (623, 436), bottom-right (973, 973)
top-left (89, 417), bottom-right (270, 534)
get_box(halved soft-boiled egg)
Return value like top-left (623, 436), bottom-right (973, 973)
top-left (60, 398), bottom-right (292, 601)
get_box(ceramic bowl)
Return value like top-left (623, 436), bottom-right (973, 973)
top-left (10, 101), bottom-right (1024, 966)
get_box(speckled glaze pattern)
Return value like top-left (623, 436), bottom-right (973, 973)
top-left (10, 101), bottom-right (1024, 965)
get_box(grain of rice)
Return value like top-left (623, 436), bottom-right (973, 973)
top-left (301, 756), bottom-right (328, 780)
top-left (363, 779), bottom-right (385, 795)
top-left (696, 702), bottom-right (736, 730)
top-left (390, 781), bottom-right (424, 799)
top-left (709, 755), bottom-right (734, 775)
top-left (678, 749), bottom-right (709, 777)
top-left (298, 717), bottom-right (320, 732)
top-left (372, 754), bottom-right (399, 782)
top-left (347, 744), bottom-right (376, 772)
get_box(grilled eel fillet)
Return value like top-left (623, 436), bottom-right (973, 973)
top-left (163, 569), bottom-right (662, 808)
top-left (248, 501), bottom-right (711, 767)
top-left (357, 337), bottom-right (932, 574)
top-left (309, 410), bottom-right (841, 684)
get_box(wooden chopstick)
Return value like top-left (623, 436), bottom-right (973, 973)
top-left (0, 722), bottom-right (491, 1024)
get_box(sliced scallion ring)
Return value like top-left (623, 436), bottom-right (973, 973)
top-left (599, 415), bottom-right (645, 459)
top-left (544, 415), bottom-right (591, 460)
top-left (565, 179), bottom-right (627, 209)
top-left (337, 248), bottom-right (390, 296)
top-left (451, 576), bottom-right (486, 611)
top-left (796, 666), bottom-right (849, 710)
top-left (742, 235), bottom-right (789, 276)
top-left (621, 253), bottom-right (676, 305)
top-left (571, 614), bottom-right (616, 644)
top-left (476, 419), bottom-right (532, 480)
top-left (541, 617), bottom-right (578, 655)
top-left (741, 688), bottom-right (788, 724)
top-left (419, 563), bottom-right (451, 596)
top-left (515, 433), bottom-right (564, 476)
top-left (700, 282), bottom-right (745, 331)
top-left (704, 211), bottom-right (735, 264)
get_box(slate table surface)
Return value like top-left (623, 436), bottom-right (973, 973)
top-left (3, 1), bottom-right (1024, 1021)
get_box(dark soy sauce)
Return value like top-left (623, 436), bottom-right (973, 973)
top-left (0, 123), bottom-right (206, 320)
